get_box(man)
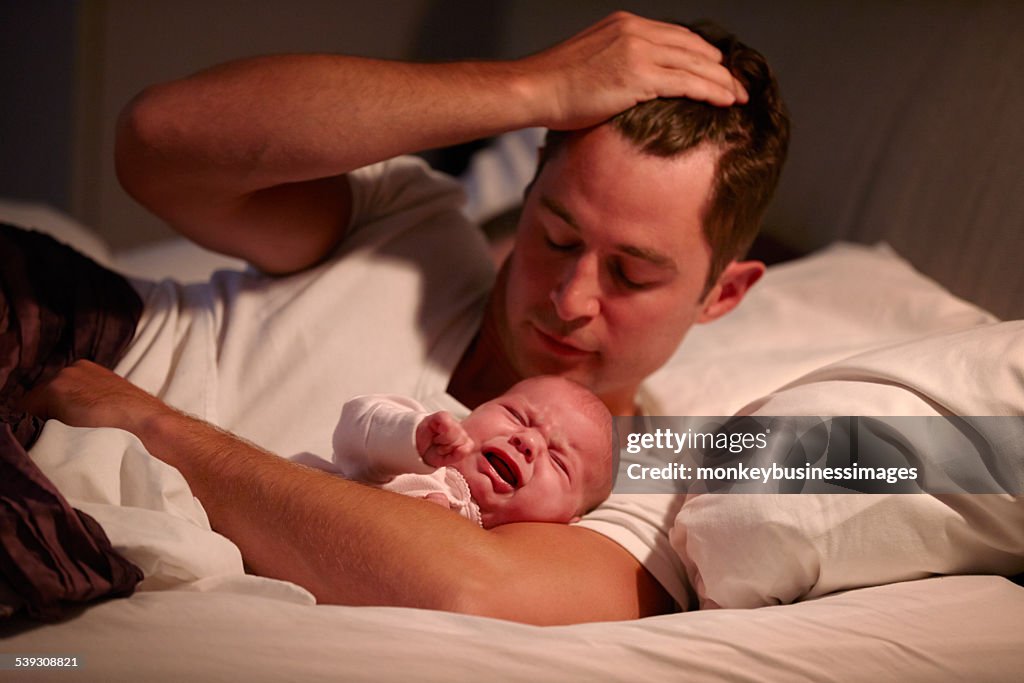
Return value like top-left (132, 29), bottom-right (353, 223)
top-left (27, 13), bottom-right (788, 624)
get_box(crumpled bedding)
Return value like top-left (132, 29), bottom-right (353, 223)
top-left (27, 421), bottom-right (311, 603)
top-left (0, 424), bottom-right (143, 619)
top-left (0, 223), bottom-right (144, 619)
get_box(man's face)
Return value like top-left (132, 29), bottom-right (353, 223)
top-left (497, 126), bottom-right (721, 413)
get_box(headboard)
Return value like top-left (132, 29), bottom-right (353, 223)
top-left (714, 1), bottom-right (1024, 319)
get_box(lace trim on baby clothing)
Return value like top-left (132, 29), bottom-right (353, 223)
top-left (442, 467), bottom-right (482, 527)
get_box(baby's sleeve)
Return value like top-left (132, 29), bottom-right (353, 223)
top-left (333, 394), bottom-right (436, 483)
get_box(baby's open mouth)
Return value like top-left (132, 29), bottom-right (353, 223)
top-left (484, 450), bottom-right (519, 488)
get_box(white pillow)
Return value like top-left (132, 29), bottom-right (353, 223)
top-left (670, 322), bottom-right (1024, 608)
top-left (113, 238), bottom-right (247, 283)
top-left (0, 197), bottom-right (246, 283)
top-left (0, 197), bottom-right (113, 266)
top-left (643, 242), bottom-right (996, 416)
top-left (459, 127), bottom-right (545, 223)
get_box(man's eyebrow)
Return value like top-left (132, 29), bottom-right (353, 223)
top-left (541, 195), bottom-right (677, 271)
top-left (617, 244), bottom-right (678, 271)
top-left (540, 194), bottom-right (677, 271)
top-left (540, 195), bottom-right (580, 231)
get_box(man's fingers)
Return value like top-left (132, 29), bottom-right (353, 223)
top-left (524, 11), bottom-right (748, 131)
top-left (19, 361), bottom-right (90, 419)
top-left (604, 15), bottom-right (747, 105)
top-left (637, 19), bottom-right (724, 62)
top-left (650, 59), bottom-right (746, 105)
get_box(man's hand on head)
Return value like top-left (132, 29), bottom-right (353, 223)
top-left (518, 11), bottom-right (748, 131)
top-left (417, 411), bottom-right (476, 469)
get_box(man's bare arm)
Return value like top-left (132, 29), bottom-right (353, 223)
top-left (115, 12), bottom-right (745, 275)
top-left (26, 361), bottom-right (674, 624)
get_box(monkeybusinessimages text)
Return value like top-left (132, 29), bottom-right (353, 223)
top-left (624, 427), bottom-right (919, 485)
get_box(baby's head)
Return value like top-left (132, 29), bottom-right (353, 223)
top-left (447, 376), bottom-right (613, 529)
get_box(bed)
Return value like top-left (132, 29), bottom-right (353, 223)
top-left (3, 3), bottom-right (1023, 680)
top-left (2, 204), bottom-right (1022, 681)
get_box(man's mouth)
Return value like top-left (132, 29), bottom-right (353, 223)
top-left (484, 449), bottom-right (520, 488)
top-left (531, 323), bottom-right (594, 357)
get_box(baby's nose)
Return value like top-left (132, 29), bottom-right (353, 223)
top-left (510, 433), bottom-right (538, 461)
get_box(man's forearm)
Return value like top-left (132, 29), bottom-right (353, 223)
top-left (118, 55), bottom-right (542, 200)
top-left (140, 409), bottom-right (672, 624)
top-left (141, 409), bottom-right (471, 609)
top-left (114, 14), bottom-right (745, 273)
top-left (28, 361), bottom-right (673, 624)
top-left (115, 55), bottom-right (540, 272)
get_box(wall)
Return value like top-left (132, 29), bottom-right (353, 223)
top-left (75, 0), bottom-right (437, 247)
top-left (0, 0), bottom-right (77, 212)
top-left (3, 2), bottom-right (1021, 317)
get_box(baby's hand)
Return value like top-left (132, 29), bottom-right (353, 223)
top-left (416, 411), bottom-right (476, 468)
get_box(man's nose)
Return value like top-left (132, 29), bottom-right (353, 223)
top-left (550, 254), bottom-right (600, 321)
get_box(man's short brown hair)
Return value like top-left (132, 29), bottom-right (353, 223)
top-left (537, 22), bottom-right (790, 295)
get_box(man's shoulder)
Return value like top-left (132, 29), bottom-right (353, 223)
top-left (347, 155), bottom-right (466, 230)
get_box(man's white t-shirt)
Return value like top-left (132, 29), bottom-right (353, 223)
top-left (114, 156), bottom-right (690, 607)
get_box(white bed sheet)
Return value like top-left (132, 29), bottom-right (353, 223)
top-left (2, 575), bottom-right (1021, 682)
top-left (3, 192), bottom-right (1022, 680)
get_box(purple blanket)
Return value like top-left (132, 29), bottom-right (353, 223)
top-left (1, 223), bottom-right (144, 619)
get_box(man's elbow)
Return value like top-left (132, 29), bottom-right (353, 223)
top-left (428, 526), bottom-right (669, 625)
top-left (437, 569), bottom-right (635, 626)
top-left (114, 85), bottom-right (182, 210)
top-left (440, 575), bottom-right (545, 625)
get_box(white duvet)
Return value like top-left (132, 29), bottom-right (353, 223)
top-left (30, 422), bottom-right (314, 604)
top-left (22, 241), bottom-right (1024, 614)
top-left (5, 196), bottom-right (1024, 680)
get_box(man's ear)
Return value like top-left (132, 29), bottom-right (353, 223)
top-left (697, 259), bottom-right (765, 323)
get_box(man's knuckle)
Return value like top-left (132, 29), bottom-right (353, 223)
top-left (620, 33), bottom-right (644, 50)
top-left (607, 10), bottom-right (636, 24)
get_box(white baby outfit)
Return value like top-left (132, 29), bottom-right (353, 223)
top-left (333, 394), bottom-right (481, 526)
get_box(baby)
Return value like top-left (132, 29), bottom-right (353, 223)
top-left (333, 376), bottom-right (613, 529)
